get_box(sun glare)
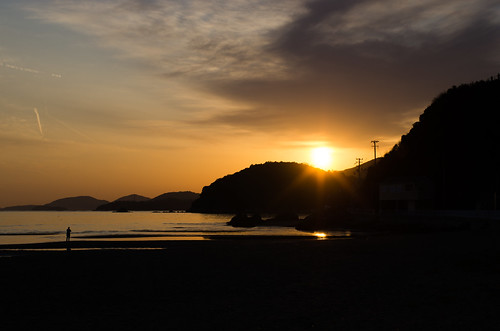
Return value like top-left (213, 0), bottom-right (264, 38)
top-left (314, 232), bottom-right (327, 239)
top-left (311, 147), bottom-right (333, 170)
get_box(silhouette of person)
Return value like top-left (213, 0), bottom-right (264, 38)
top-left (66, 227), bottom-right (71, 242)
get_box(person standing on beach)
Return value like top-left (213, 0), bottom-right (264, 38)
top-left (66, 227), bottom-right (71, 242)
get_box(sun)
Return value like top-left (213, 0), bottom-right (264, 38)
top-left (311, 147), bottom-right (333, 170)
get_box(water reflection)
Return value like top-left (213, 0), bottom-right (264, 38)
top-left (314, 232), bottom-right (327, 239)
top-left (313, 231), bottom-right (352, 240)
top-left (0, 211), bottom-right (354, 245)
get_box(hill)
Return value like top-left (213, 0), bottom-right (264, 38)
top-left (96, 191), bottom-right (200, 211)
top-left (113, 194), bottom-right (150, 202)
top-left (34, 196), bottom-right (109, 211)
top-left (365, 75), bottom-right (500, 209)
top-left (189, 162), bottom-right (351, 213)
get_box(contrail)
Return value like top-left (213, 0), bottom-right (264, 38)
top-left (33, 108), bottom-right (43, 136)
top-left (1, 61), bottom-right (62, 78)
top-left (45, 111), bottom-right (98, 143)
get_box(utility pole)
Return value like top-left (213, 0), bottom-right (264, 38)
top-left (356, 157), bottom-right (363, 181)
top-left (371, 140), bottom-right (379, 165)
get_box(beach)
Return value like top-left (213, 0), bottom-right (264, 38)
top-left (1, 230), bottom-right (499, 330)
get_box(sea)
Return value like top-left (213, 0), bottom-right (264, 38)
top-left (0, 211), bottom-right (350, 245)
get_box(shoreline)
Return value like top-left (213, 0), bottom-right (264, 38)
top-left (0, 233), bottom-right (353, 251)
top-left (0, 223), bottom-right (483, 251)
top-left (2, 229), bottom-right (499, 330)
top-left (0, 229), bottom-right (356, 249)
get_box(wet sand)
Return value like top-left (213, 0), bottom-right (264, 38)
top-left (1, 230), bottom-right (499, 330)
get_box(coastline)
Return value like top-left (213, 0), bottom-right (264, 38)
top-left (0, 234), bottom-right (351, 251)
top-left (1, 229), bottom-right (499, 330)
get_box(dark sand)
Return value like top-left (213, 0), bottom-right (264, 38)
top-left (1, 230), bottom-right (499, 330)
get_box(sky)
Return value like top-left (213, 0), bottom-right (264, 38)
top-left (1, 0), bottom-right (499, 207)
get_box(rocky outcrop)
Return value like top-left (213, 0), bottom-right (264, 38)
top-left (227, 213), bottom-right (263, 228)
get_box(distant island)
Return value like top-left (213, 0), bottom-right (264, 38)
top-left (1, 196), bottom-right (109, 211)
top-left (1, 191), bottom-right (199, 212)
top-left (96, 191), bottom-right (200, 211)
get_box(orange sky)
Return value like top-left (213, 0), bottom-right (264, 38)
top-left (1, 0), bottom-right (498, 207)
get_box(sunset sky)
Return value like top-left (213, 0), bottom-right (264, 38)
top-left (1, 0), bottom-right (499, 207)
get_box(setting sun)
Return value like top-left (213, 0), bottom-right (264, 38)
top-left (311, 147), bottom-right (333, 170)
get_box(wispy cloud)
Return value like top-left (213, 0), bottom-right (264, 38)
top-left (312, 0), bottom-right (499, 48)
top-left (24, 0), bottom-right (500, 148)
top-left (26, 0), bottom-right (305, 79)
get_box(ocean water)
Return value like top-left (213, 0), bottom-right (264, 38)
top-left (0, 211), bottom-right (347, 245)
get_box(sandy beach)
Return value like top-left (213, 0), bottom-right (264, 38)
top-left (1, 230), bottom-right (499, 330)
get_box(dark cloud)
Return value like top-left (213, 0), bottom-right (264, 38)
top-left (195, 106), bottom-right (289, 131)
top-left (202, 0), bottom-right (500, 146)
top-left (270, 0), bottom-right (369, 54)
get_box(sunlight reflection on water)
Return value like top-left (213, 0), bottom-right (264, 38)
top-left (0, 212), bottom-right (353, 245)
top-left (314, 232), bottom-right (327, 239)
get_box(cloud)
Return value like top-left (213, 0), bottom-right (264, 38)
top-left (201, 0), bottom-right (500, 144)
top-left (273, 0), bottom-right (500, 87)
top-left (311, 0), bottom-right (498, 47)
top-left (24, 0), bottom-right (500, 148)
top-left (26, 0), bottom-right (305, 79)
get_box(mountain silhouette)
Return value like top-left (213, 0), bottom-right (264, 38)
top-left (95, 191), bottom-right (200, 211)
top-left (113, 194), bottom-right (150, 202)
top-left (189, 162), bottom-right (349, 213)
top-left (365, 75), bottom-right (500, 210)
top-left (33, 196), bottom-right (109, 211)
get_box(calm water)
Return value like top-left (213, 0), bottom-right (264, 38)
top-left (0, 211), bottom-right (345, 245)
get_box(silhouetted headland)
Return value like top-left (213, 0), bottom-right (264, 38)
top-left (364, 75), bottom-right (500, 211)
top-left (189, 162), bottom-right (345, 214)
top-left (192, 76), bottom-right (500, 233)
